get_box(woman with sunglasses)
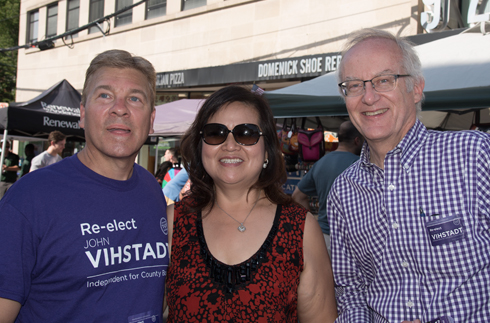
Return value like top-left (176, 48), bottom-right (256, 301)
top-left (165, 85), bottom-right (337, 322)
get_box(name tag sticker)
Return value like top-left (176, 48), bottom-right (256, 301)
top-left (425, 215), bottom-right (465, 247)
top-left (427, 315), bottom-right (456, 323)
top-left (128, 310), bottom-right (162, 323)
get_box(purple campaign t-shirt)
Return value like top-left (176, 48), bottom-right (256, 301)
top-left (0, 155), bottom-right (169, 322)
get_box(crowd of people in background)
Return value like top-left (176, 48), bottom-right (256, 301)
top-left (1, 27), bottom-right (489, 323)
top-left (0, 131), bottom-right (66, 200)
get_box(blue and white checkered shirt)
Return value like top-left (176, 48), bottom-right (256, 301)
top-left (327, 119), bottom-right (490, 323)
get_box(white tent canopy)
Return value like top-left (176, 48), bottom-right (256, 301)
top-left (152, 99), bottom-right (204, 136)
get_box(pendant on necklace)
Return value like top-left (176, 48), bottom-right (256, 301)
top-left (238, 224), bottom-right (246, 232)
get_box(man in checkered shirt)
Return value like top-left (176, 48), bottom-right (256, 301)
top-left (328, 28), bottom-right (490, 323)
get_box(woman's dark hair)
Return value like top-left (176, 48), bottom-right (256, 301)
top-left (180, 85), bottom-right (292, 212)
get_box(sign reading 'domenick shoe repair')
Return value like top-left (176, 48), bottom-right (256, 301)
top-left (156, 52), bottom-right (342, 89)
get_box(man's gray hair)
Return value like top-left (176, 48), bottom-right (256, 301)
top-left (338, 28), bottom-right (425, 112)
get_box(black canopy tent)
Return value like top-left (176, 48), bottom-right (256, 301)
top-left (0, 79), bottom-right (83, 140)
top-left (0, 79), bottom-right (83, 176)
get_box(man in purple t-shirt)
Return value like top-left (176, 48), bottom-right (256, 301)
top-left (0, 50), bottom-right (169, 322)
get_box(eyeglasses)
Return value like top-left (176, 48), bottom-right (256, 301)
top-left (338, 74), bottom-right (411, 97)
top-left (200, 123), bottom-right (263, 146)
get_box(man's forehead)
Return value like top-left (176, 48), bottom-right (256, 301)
top-left (342, 38), bottom-right (403, 74)
top-left (355, 36), bottom-right (397, 49)
top-left (89, 67), bottom-right (147, 89)
top-left (347, 38), bottom-right (401, 60)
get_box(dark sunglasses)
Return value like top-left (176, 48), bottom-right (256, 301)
top-left (200, 123), bottom-right (263, 146)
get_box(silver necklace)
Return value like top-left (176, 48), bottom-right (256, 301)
top-left (215, 194), bottom-right (260, 233)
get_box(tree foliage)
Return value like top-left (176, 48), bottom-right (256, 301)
top-left (0, 0), bottom-right (19, 103)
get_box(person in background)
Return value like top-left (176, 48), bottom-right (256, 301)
top-left (29, 131), bottom-right (66, 171)
top-left (19, 143), bottom-right (35, 177)
top-left (157, 148), bottom-right (183, 191)
top-left (0, 140), bottom-right (20, 199)
top-left (155, 149), bottom-right (180, 187)
top-left (163, 148), bottom-right (178, 165)
top-left (292, 120), bottom-right (363, 254)
top-left (166, 85), bottom-right (337, 322)
top-left (154, 161), bottom-right (173, 186)
top-left (162, 167), bottom-right (188, 205)
top-left (0, 49), bottom-right (168, 322)
top-left (328, 28), bottom-right (490, 322)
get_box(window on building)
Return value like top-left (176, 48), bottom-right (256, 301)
top-left (115, 0), bottom-right (133, 27)
top-left (89, 0), bottom-right (105, 34)
top-left (146, 0), bottom-right (166, 19)
top-left (46, 3), bottom-right (58, 38)
top-left (182, 0), bottom-right (206, 11)
top-left (27, 10), bottom-right (39, 43)
top-left (66, 0), bottom-right (80, 37)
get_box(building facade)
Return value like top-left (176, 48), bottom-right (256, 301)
top-left (14, 0), bottom-right (483, 170)
top-left (17, 0), bottom-right (427, 102)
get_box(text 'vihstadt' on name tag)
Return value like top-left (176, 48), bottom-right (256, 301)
top-left (425, 214), bottom-right (465, 247)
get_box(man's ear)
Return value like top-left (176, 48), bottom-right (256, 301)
top-left (148, 108), bottom-right (156, 135)
top-left (79, 104), bottom-right (85, 129)
top-left (412, 78), bottom-right (425, 105)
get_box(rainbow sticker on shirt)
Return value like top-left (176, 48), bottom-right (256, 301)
top-left (161, 168), bottom-right (181, 189)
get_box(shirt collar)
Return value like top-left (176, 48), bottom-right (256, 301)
top-left (359, 119), bottom-right (428, 170)
top-left (359, 141), bottom-right (371, 167)
top-left (396, 119), bottom-right (428, 169)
